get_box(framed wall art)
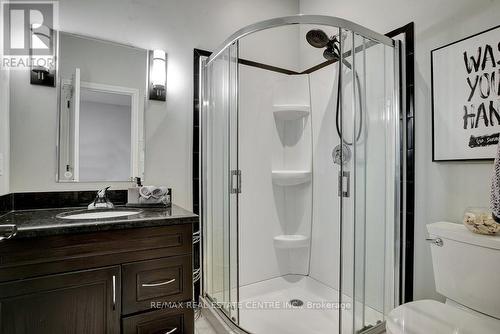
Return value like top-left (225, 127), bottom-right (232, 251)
top-left (432, 25), bottom-right (500, 161)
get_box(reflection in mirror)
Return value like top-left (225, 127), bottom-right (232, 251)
top-left (57, 32), bottom-right (147, 182)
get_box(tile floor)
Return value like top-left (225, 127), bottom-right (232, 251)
top-left (195, 313), bottom-right (219, 334)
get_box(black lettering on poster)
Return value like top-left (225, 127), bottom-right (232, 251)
top-left (462, 40), bottom-right (500, 148)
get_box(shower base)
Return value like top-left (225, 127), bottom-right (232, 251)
top-left (238, 275), bottom-right (382, 334)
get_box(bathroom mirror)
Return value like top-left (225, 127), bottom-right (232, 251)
top-left (57, 32), bottom-right (147, 182)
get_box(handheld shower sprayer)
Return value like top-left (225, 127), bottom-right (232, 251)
top-left (306, 28), bottom-right (364, 147)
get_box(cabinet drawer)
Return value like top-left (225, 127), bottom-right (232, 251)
top-left (0, 224), bottom-right (192, 282)
top-left (122, 308), bottom-right (194, 334)
top-left (123, 255), bottom-right (192, 314)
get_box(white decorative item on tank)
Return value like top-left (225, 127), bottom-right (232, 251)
top-left (463, 207), bottom-right (500, 235)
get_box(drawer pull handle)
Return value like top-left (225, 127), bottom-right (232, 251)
top-left (0, 224), bottom-right (17, 241)
top-left (165, 328), bottom-right (177, 334)
top-left (112, 275), bottom-right (116, 310)
top-left (142, 278), bottom-right (176, 287)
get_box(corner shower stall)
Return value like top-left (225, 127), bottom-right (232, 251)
top-left (201, 15), bottom-right (401, 334)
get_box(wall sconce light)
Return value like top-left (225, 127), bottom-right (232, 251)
top-left (30, 24), bottom-right (56, 87)
top-left (149, 50), bottom-right (167, 101)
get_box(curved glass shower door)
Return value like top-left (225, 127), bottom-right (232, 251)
top-left (201, 15), bottom-right (401, 334)
top-left (338, 29), bottom-right (400, 333)
top-left (202, 43), bottom-right (239, 322)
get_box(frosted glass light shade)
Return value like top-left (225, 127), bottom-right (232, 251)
top-left (151, 50), bottom-right (166, 87)
top-left (149, 49), bottom-right (167, 101)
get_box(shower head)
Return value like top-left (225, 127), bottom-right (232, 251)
top-left (323, 45), bottom-right (339, 61)
top-left (322, 37), bottom-right (341, 61)
top-left (306, 29), bottom-right (341, 61)
top-left (306, 29), bottom-right (330, 48)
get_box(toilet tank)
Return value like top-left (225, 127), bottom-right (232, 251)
top-left (427, 222), bottom-right (500, 319)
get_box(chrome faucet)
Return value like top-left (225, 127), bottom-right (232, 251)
top-left (88, 186), bottom-right (114, 209)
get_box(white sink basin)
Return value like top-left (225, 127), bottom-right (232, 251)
top-left (59, 210), bottom-right (141, 220)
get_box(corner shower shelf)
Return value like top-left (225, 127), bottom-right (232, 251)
top-left (272, 170), bottom-right (311, 186)
top-left (272, 105), bottom-right (310, 121)
top-left (273, 235), bottom-right (310, 249)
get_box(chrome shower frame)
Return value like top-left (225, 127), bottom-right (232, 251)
top-left (206, 15), bottom-right (394, 66)
top-left (201, 14), bottom-right (402, 334)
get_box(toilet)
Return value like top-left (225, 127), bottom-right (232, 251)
top-left (387, 222), bottom-right (500, 334)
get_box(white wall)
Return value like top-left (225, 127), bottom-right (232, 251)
top-left (8, 0), bottom-right (299, 210)
top-left (300, 0), bottom-right (500, 301)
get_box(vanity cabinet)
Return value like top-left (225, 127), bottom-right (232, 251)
top-left (0, 266), bottom-right (121, 334)
top-left (0, 224), bottom-right (194, 334)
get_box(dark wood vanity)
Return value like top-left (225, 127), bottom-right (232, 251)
top-left (0, 203), bottom-right (197, 334)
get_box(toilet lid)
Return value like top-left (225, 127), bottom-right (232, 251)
top-left (386, 300), bottom-right (500, 334)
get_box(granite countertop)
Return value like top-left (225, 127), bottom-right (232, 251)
top-left (0, 204), bottom-right (198, 239)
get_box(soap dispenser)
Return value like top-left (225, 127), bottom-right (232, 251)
top-left (127, 177), bottom-right (142, 205)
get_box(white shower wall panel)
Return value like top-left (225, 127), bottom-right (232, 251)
top-left (309, 63), bottom-right (342, 291)
top-left (239, 65), bottom-right (312, 286)
top-left (308, 61), bottom-right (359, 299)
top-left (308, 47), bottom-right (392, 313)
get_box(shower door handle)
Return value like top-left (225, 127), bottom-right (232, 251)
top-left (338, 171), bottom-right (350, 198)
top-left (230, 170), bottom-right (241, 194)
